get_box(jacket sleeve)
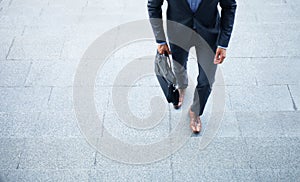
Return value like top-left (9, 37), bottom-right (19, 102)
top-left (218, 0), bottom-right (237, 48)
top-left (147, 0), bottom-right (166, 44)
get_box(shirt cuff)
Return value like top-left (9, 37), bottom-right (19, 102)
top-left (157, 41), bottom-right (167, 45)
top-left (217, 45), bottom-right (227, 49)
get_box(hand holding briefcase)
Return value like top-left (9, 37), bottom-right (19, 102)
top-left (154, 52), bottom-right (179, 106)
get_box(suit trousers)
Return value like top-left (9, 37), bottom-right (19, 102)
top-left (169, 32), bottom-right (217, 116)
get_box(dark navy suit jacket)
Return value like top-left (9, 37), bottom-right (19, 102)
top-left (148, 0), bottom-right (237, 50)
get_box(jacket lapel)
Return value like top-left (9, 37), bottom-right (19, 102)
top-left (182, 0), bottom-right (194, 13)
top-left (195, 0), bottom-right (205, 14)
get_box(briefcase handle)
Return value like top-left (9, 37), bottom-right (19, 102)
top-left (163, 52), bottom-right (172, 69)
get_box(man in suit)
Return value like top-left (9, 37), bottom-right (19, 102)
top-left (148, 0), bottom-right (237, 133)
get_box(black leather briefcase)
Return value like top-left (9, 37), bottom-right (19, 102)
top-left (154, 52), bottom-right (179, 105)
